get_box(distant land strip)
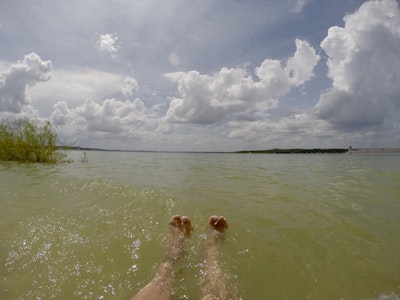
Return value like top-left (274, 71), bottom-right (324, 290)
top-left (235, 148), bottom-right (348, 154)
top-left (237, 148), bottom-right (400, 154)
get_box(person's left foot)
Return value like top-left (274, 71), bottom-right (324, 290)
top-left (169, 215), bottom-right (193, 236)
top-left (165, 215), bottom-right (193, 262)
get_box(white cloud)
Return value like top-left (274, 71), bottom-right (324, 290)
top-left (315, 0), bottom-right (400, 128)
top-left (29, 68), bottom-right (124, 114)
top-left (163, 39), bottom-right (319, 125)
top-left (285, 39), bottom-right (320, 86)
top-left (224, 111), bottom-right (395, 150)
top-left (51, 98), bottom-right (148, 130)
top-left (122, 76), bottom-right (139, 98)
top-left (96, 33), bottom-right (120, 57)
top-left (0, 53), bottom-right (51, 113)
top-left (50, 97), bottom-right (156, 147)
top-left (2, 0), bottom-right (398, 151)
top-left (50, 101), bottom-right (73, 127)
top-left (292, 0), bottom-right (311, 13)
top-left (0, 105), bottom-right (40, 122)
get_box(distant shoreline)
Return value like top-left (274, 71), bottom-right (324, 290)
top-left (236, 148), bottom-right (348, 154)
top-left (349, 148), bottom-right (400, 154)
top-left (238, 148), bottom-right (400, 154)
top-left (60, 146), bottom-right (400, 154)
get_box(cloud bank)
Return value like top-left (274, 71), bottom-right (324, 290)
top-left (164, 39), bottom-right (320, 125)
top-left (315, 0), bottom-right (400, 129)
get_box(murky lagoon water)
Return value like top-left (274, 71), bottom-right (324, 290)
top-left (1, 151), bottom-right (400, 299)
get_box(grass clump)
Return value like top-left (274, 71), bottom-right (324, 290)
top-left (0, 119), bottom-right (67, 163)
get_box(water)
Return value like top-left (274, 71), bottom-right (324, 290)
top-left (1, 151), bottom-right (400, 299)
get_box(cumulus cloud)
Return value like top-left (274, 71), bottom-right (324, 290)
top-left (51, 98), bottom-right (148, 130)
top-left (0, 53), bottom-right (51, 113)
top-left (226, 109), bottom-right (397, 150)
top-left (227, 113), bottom-right (331, 147)
top-left (0, 105), bottom-right (40, 122)
top-left (50, 97), bottom-right (155, 147)
top-left (122, 76), bottom-right (139, 98)
top-left (163, 39), bottom-right (320, 124)
top-left (96, 33), bottom-right (120, 57)
top-left (315, 0), bottom-right (400, 128)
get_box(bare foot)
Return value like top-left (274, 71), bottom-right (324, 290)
top-left (169, 214), bottom-right (193, 236)
top-left (165, 215), bottom-right (193, 262)
top-left (208, 215), bottom-right (228, 233)
top-left (132, 215), bottom-right (192, 300)
top-left (201, 216), bottom-right (230, 300)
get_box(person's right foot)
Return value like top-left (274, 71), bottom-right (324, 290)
top-left (208, 215), bottom-right (228, 232)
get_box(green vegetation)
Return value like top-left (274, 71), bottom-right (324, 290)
top-left (236, 148), bottom-right (348, 154)
top-left (0, 119), bottom-right (67, 163)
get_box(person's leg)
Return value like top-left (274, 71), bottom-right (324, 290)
top-left (131, 215), bottom-right (193, 300)
top-left (200, 215), bottom-right (229, 300)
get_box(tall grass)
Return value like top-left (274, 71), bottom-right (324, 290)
top-left (0, 119), bottom-right (67, 163)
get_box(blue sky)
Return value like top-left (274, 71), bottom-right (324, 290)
top-left (1, 0), bottom-right (399, 151)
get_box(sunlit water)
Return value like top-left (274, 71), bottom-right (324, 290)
top-left (1, 151), bottom-right (400, 300)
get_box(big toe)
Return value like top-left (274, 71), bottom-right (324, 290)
top-left (181, 216), bottom-right (193, 235)
top-left (169, 214), bottom-right (182, 227)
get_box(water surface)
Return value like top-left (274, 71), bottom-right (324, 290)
top-left (1, 151), bottom-right (399, 299)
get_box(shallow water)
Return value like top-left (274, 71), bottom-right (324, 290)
top-left (1, 151), bottom-right (400, 299)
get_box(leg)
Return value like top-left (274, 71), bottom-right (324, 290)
top-left (200, 216), bottom-right (229, 300)
top-left (131, 215), bottom-right (193, 300)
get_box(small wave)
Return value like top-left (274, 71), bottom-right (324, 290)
top-left (376, 293), bottom-right (400, 300)
top-left (360, 292), bottom-right (400, 300)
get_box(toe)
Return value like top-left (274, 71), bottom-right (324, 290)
top-left (215, 216), bottom-right (228, 230)
top-left (208, 215), bottom-right (219, 226)
top-left (181, 216), bottom-right (193, 235)
top-left (169, 215), bottom-right (182, 227)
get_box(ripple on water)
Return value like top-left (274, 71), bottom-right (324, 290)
top-left (2, 176), bottom-right (183, 299)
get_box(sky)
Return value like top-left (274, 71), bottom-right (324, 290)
top-left (1, 0), bottom-right (400, 151)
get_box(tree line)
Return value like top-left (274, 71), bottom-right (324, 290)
top-left (236, 148), bottom-right (348, 154)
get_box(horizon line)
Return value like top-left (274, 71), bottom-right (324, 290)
top-left (59, 146), bottom-right (400, 154)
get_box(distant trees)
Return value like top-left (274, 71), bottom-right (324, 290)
top-left (0, 119), bottom-right (67, 162)
top-left (236, 148), bottom-right (349, 154)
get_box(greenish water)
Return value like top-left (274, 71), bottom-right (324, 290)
top-left (1, 151), bottom-right (400, 299)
